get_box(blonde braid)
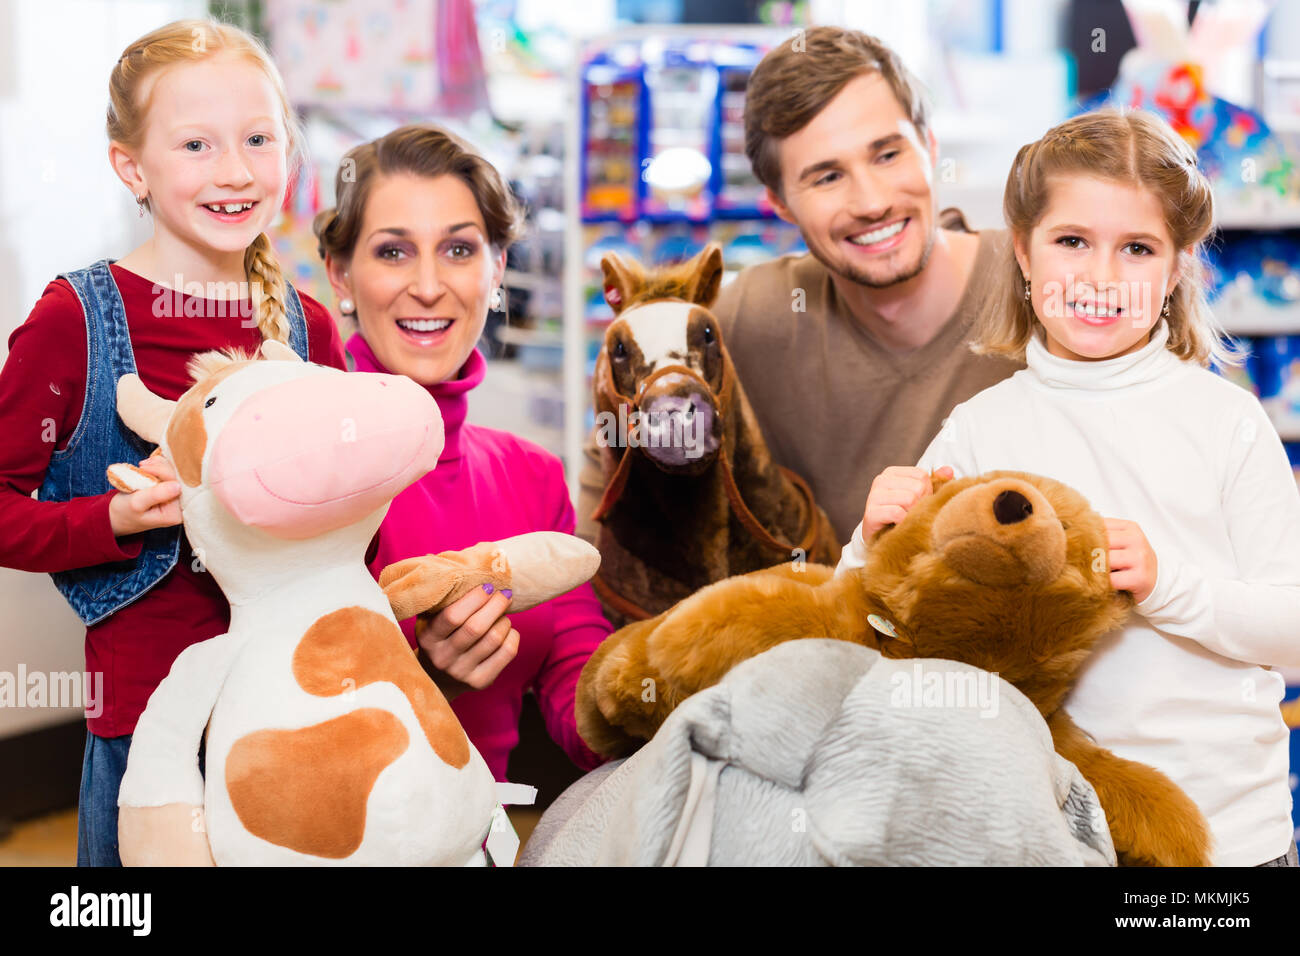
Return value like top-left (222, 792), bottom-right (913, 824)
top-left (244, 232), bottom-right (291, 344)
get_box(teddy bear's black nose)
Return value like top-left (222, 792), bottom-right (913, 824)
top-left (993, 490), bottom-right (1033, 525)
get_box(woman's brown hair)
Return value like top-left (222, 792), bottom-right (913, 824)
top-left (312, 124), bottom-right (525, 268)
top-left (108, 18), bottom-right (306, 345)
top-left (975, 108), bottom-right (1239, 368)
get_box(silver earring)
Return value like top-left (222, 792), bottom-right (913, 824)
top-left (1023, 277), bottom-right (1031, 301)
top-left (339, 297), bottom-right (355, 317)
top-left (1160, 297), bottom-right (1170, 320)
top-left (135, 193), bottom-right (147, 217)
top-left (490, 287), bottom-right (504, 312)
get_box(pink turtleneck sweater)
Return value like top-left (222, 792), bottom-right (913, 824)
top-left (348, 332), bottom-right (608, 780)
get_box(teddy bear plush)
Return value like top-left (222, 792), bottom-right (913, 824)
top-left (110, 340), bottom-right (599, 866)
top-left (577, 470), bottom-right (1212, 867)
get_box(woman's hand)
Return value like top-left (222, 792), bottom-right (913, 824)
top-left (108, 452), bottom-right (182, 536)
top-left (1104, 518), bottom-right (1158, 604)
top-left (862, 465), bottom-right (954, 537)
top-left (416, 584), bottom-right (520, 699)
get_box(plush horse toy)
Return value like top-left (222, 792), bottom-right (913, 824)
top-left (109, 340), bottom-right (599, 866)
top-left (590, 244), bottom-right (839, 628)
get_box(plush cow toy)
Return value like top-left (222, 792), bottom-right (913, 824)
top-left (109, 340), bottom-right (599, 866)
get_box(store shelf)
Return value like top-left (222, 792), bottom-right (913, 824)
top-left (494, 324), bottom-right (564, 348)
top-left (503, 269), bottom-right (562, 292)
top-left (470, 357), bottom-right (564, 457)
top-left (1212, 276), bottom-right (1300, 336)
top-left (1215, 198), bottom-right (1300, 231)
top-left (1266, 408), bottom-right (1300, 443)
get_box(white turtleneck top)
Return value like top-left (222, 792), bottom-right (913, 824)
top-left (836, 321), bottom-right (1300, 865)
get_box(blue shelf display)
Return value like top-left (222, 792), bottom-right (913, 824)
top-left (579, 38), bottom-right (771, 224)
top-left (1207, 230), bottom-right (1300, 453)
top-left (580, 57), bottom-right (644, 222)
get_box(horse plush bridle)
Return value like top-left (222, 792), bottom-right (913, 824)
top-left (590, 329), bottom-right (824, 620)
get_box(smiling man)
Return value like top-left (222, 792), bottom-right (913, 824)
top-left (578, 27), bottom-right (1022, 545)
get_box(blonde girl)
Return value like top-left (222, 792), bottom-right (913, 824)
top-left (0, 18), bottom-right (347, 865)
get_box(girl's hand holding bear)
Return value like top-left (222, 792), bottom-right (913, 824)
top-left (1103, 517), bottom-right (1158, 604)
top-left (862, 465), bottom-right (955, 536)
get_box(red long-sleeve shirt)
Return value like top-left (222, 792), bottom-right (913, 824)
top-left (0, 263), bottom-right (348, 736)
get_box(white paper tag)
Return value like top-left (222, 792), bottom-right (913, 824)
top-left (483, 782), bottom-right (538, 867)
top-left (867, 614), bottom-right (898, 638)
top-left (485, 804), bottom-right (519, 867)
top-left (495, 782), bottom-right (538, 806)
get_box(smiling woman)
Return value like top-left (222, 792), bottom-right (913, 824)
top-left (315, 126), bottom-right (523, 384)
top-left (312, 125), bottom-right (611, 781)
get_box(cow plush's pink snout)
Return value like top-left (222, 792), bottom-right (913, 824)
top-left (208, 371), bottom-right (444, 539)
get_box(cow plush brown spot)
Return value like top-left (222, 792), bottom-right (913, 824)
top-left (292, 606), bottom-right (471, 768)
top-left (225, 708), bottom-right (408, 859)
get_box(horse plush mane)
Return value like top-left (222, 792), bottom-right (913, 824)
top-left (111, 340), bottom-right (599, 865)
top-left (589, 244), bottom-right (839, 628)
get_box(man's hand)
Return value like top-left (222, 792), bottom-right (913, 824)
top-left (1104, 518), bottom-right (1158, 604)
top-left (862, 465), bottom-right (954, 536)
top-left (415, 584), bottom-right (520, 697)
top-left (108, 451), bottom-right (182, 536)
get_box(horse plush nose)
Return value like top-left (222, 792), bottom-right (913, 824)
top-left (208, 371), bottom-right (444, 539)
top-left (640, 387), bottom-right (718, 469)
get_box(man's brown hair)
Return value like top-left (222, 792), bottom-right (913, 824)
top-left (744, 26), bottom-right (931, 196)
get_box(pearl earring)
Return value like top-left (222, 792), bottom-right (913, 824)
top-left (339, 298), bottom-right (355, 317)
top-left (490, 287), bottom-right (504, 312)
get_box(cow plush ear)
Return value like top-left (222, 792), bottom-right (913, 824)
top-left (260, 339), bottom-right (302, 363)
top-left (686, 243), bottom-right (724, 308)
top-left (601, 252), bottom-right (644, 315)
top-left (117, 374), bottom-right (176, 445)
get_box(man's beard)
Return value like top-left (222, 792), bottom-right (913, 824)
top-left (802, 221), bottom-right (936, 289)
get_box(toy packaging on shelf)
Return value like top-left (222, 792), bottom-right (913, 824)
top-left (1207, 231), bottom-right (1300, 337)
top-left (1084, 0), bottom-right (1300, 225)
top-left (1206, 232), bottom-right (1300, 446)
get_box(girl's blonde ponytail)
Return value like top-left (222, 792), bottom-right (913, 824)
top-left (244, 232), bottom-right (291, 343)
